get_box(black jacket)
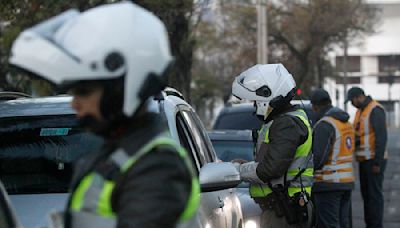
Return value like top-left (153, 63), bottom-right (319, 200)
top-left (359, 96), bottom-right (387, 166)
top-left (255, 105), bottom-right (310, 182)
top-left (312, 106), bottom-right (354, 192)
top-left (67, 114), bottom-right (192, 228)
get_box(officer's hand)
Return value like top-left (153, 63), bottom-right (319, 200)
top-left (231, 158), bottom-right (248, 164)
top-left (372, 165), bottom-right (381, 174)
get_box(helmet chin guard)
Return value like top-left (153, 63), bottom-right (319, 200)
top-left (255, 101), bottom-right (270, 120)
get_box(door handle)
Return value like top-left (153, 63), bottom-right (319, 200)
top-left (218, 196), bottom-right (224, 208)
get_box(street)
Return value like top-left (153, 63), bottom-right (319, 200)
top-left (352, 128), bottom-right (400, 228)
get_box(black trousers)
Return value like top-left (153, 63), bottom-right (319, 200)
top-left (359, 159), bottom-right (387, 228)
top-left (314, 190), bottom-right (352, 228)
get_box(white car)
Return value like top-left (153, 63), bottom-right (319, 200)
top-left (0, 91), bottom-right (243, 228)
top-left (208, 130), bottom-right (262, 228)
top-left (155, 90), bottom-right (243, 228)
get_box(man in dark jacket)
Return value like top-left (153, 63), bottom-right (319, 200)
top-left (8, 2), bottom-right (199, 227)
top-left (346, 87), bottom-right (388, 228)
top-left (232, 64), bottom-right (314, 228)
top-left (311, 89), bottom-right (355, 228)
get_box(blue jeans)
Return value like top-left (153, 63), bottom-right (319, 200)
top-left (314, 190), bottom-right (352, 228)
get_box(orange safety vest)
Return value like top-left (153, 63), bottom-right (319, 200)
top-left (353, 100), bottom-right (386, 161)
top-left (314, 116), bottom-right (355, 183)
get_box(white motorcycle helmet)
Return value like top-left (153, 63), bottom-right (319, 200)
top-left (232, 64), bottom-right (296, 120)
top-left (9, 2), bottom-right (173, 119)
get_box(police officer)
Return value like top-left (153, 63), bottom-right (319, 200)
top-left (9, 2), bottom-right (199, 227)
top-left (346, 87), bottom-right (388, 228)
top-left (231, 64), bottom-right (314, 228)
top-left (311, 89), bottom-right (355, 228)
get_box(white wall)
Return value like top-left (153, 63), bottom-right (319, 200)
top-left (326, 2), bottom-right (400, 127)
top-left (347, 3), bottom-right (400, 56)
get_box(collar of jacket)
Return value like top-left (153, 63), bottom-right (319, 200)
top-left (360, 96), bottom-right (373, 110)
top-left (264, 104), bottom-right (298, 123)
top-left (315, 105), bottom-right (333, 122)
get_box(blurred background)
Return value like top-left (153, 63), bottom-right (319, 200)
top-left (1, 0), bottom-right (399, 127)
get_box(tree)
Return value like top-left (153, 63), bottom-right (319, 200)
top-left (189, 0), bottom-right (258, 125)
top-left (0, 0), bottom-right (199, 98)
top-left (132, 0), bottom-right (201, 101)
top-left (267, 0), bottom-right (379, 95)
top-left (0, 0), bottom-right (118, 94)
top-left (192, 0), bottom-right (257, 104)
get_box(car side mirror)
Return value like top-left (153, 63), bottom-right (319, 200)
top-left (199, 162), bottom-right (241, 192)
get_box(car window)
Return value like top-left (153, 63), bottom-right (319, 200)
top-left (211, 140), bottom-right (254, 162)
top-left (0, 115), bottom-right (103, 194)
top-left (176, 113), bottom-right (201, 173)
top-left (214, 112), bottom-right (263, 130)
top-left (185, 111), bottom-right (217, 162)
top-left (181, 110), bottom-right (214, 163)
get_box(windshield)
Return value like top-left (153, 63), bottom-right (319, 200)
top-left (214, 112), bottom-right (263, 130)
top-left (212, 140), bottom-right (254, 162)
top-left (212, 139), bottom-right (254, 188)
top-left (0, 115), bottom-right (103, 194)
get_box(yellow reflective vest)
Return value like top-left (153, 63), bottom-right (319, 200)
top-left (353, 100), bottom-right (387, 161)
top-left (250, 109), bottom-right (314, 198)
top-left (68, 134), bottom-right (200, 228)
top-left (314, 116), bottom-right (355, 183)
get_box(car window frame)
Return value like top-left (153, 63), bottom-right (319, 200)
top-left (176, 112), bottom-right (202, 173)
top-left (186, 110), bottom-right (217, 161)
top-left (180, 109), bottom-right (215, 163)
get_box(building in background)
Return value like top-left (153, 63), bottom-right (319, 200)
top-left (326, 0), bottom-right (400, 127)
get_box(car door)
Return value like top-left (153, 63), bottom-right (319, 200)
top-left (176, 106), bottom-right (241, 228)
top-left (180, 110), bottom-right (242, 228)
top-left (175, 110), bottom-right (226, 228)
top-left (0, 182), bottom-right (20, 228)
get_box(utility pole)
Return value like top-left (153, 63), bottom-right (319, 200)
top-left (257, 0), bottom-right (268, 64)
top-left (342, 36), bottom-right (349, 112)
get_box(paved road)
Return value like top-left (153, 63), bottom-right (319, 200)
top-left (352, 128), bottom-right (400, 228)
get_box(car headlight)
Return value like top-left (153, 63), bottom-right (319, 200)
top-left (245, 220), bottom-right (257, 228)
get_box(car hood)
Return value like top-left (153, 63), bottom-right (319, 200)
top-left (236, 188), bottom-right (262, 219)
top-left (10, 193), bottom-right (68, 228)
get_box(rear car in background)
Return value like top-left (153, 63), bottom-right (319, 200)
top-left (213, 100), bottom-right (316, 131)
top-left (208, 130), bottom-right (262, 228)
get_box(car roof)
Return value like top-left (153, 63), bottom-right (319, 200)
top-left (0, 90), bottom-right (190, 120)
top-left (0, 96), bottom-right (74, 118)
top-left (208, 130), bottom-right (253, 141)
top-left (291, 99), bottom-right (311, 105)
top-left (221, 100), bottom-right (311, 113)
top-left (219, 103), bottom-right (255, 114)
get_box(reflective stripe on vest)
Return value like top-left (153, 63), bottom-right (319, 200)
top-left (69, 133), bottom-right (200, 227)
top-left (353, 100), bottom-right (384, 160)
top-left (250, 109), bottom-right (314, 198)
top-left (314, 116), bottom-right (355, 183)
